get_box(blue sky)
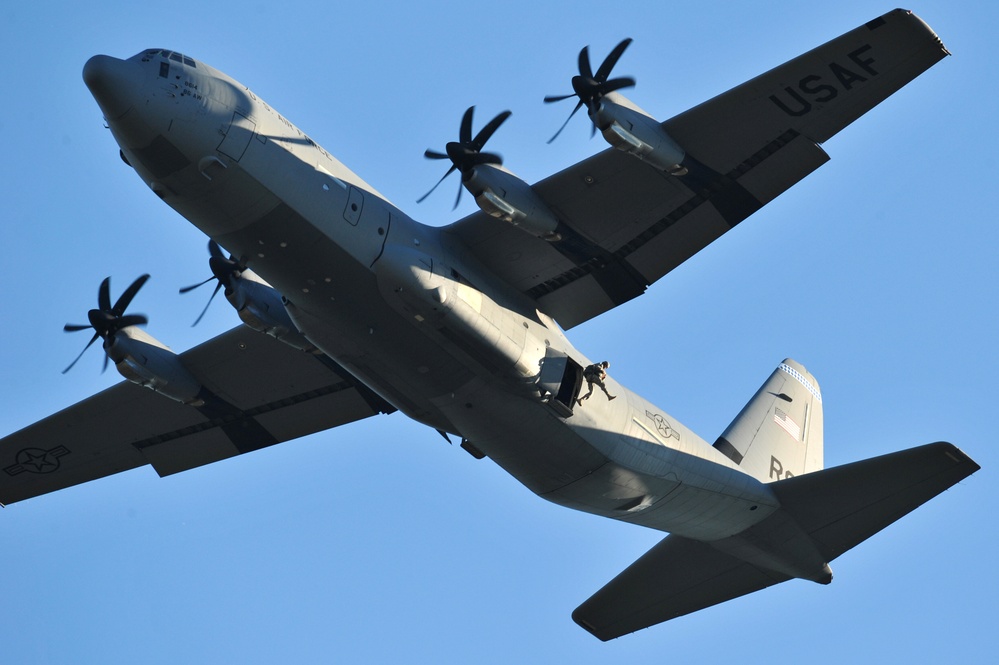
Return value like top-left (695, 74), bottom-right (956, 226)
top-left (0, 1), bottom-right (994, 662)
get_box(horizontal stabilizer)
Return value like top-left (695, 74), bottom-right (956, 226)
top-left (574, 442), bottom-right (979, 640)
top-left (769, 441), bottom-right (979, 561)
top-left (573, 534), bottom-right (790, 641)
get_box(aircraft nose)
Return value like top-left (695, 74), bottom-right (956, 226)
top-left (83, 55), bottom-right (144, 120)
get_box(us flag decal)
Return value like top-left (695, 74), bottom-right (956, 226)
top-left (773, 408), bottom-right (801, 440)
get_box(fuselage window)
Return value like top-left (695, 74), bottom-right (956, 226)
top-left (159, 62), bottom-right (169, 78)
top-left (138, 49), bottom-right (197, 69)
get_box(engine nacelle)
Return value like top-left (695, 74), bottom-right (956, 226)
top-left (226, 269), bottom-right (319, 353)
top-left (105, 327), bottom-right (204, 405)
top-left (463, 165), bottom-right (560, 240)
top-left (590, 93), bottom-right (687, 175)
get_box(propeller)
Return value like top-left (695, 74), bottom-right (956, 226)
top-left (544, 38), bottom-right (635, 143)
top-left (179, 240), bottom-right (245, 326)
top-left (417, 106), bottom-right (512, 209)
top-left (63, 274), bottom-right (150, 374)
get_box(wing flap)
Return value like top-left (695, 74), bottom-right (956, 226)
top-left (138, 424), bottom-right (246, 478)
top-left (0, 326), bottom-right (393, 504)
top-left (573, 533), bottom-right (789, 641)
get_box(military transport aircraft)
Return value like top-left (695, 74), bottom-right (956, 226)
top-left (0, 9), bottom-right (979, 640)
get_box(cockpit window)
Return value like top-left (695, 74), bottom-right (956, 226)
top-left (138, 49), bottom-right (196, 68)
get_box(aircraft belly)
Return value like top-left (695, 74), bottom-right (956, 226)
top-left (520, 392), bottom-right (780, 540)
top-left (239, 235), bottom-right (476, 430)
top-left (284, 299), bottom-right (475, 430)
top-left (429, 374), bottom-right (779, 541)
top-left (545, 446), bottom-right (779, 540)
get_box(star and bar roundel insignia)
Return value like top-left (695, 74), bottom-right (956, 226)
top-left (645, 411), bottom-right (680, 441)
top-left (4, 446), bottom-right (71, 476)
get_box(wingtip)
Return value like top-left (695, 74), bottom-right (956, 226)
top-left (571, 609), bottom-right (612, 642)
top-left (934, 441), bottom-right (981, 474)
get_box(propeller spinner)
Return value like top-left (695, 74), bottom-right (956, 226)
top-left (544, 38), bottom-right (635, 143)
top-left (417, 106), bottom-right (512, 209)
top-left (63, 274), bottom-right (150, 373)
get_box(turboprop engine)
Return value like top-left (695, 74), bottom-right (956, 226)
top-left (418, 106), bottom-right (560, 240)
top-left (545, 38), bottom-right (688, 174)
top-left (180, 240), bottom-right (319, 353)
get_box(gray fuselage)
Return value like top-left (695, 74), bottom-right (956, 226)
top-left (85, 49), bottom-right (779, 542)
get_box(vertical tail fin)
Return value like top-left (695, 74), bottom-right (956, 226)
top-left (713, 359), bottom-right (823, 482)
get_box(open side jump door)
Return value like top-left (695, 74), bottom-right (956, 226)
top-left (539, 348), bottom-right (583, 418)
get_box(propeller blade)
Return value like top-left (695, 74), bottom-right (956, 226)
top-left (179, 275), bottom-right (215, 294)
top-left (470, 151), bottom-right (503, 167)
top-left (116, 314), bottom-right (148, 329)
top-left (102, 350), bottom-right (110, 374)
top-left (208, 239), bottom-right (226, 261)
top-left (458, 106), bottom-right (474, 145)
top-left (544, 92), bottom-right (577, 104)
top-left (64, 323), bottom-right (92, 332)
top-left (98, 277), bottom-right (112, 312)
top-left (578, 45), bottom-right (593, 80)
top-left (424, 149), bottom-right (450, 160)
top-left (417, 164), bottom-right (458, 203)
top-left (192, 282), bottom-right (224, 327)
top-left (112, 273), bottom-right (150, 316)
top-left (453, 177), bottom-right (463, 210)
top-left (601, 76), bottom-right (636, 95)
top-left (547, 100), bottom-right (584, 144)
top-left (62, 332), bottom-right (100, 374)
top-left (471, 110), bottom-right (511, 152)
top-left (595, 38), bottom-right (632, 82)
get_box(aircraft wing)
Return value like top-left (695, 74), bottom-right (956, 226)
top-left (0, 326), bottom-right (394, 506)
top-left (447, 9), bottom-right (948, 329)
